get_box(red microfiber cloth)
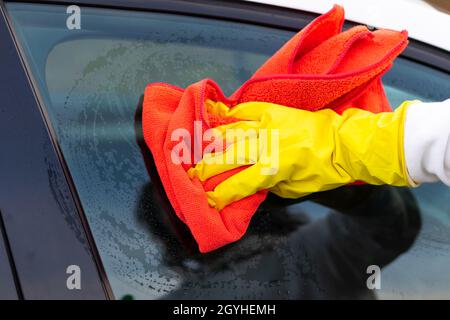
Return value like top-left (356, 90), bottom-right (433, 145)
top-left (142, 5), bottom-right (408, 253)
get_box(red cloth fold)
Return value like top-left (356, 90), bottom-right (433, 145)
top-left (142, 5), bottom-right (408, 253)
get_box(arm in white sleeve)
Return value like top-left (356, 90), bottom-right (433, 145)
top-left (404, 99), bottom-right (450, 186)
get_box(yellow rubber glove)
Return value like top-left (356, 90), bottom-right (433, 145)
top-left (188, 100), bottom-right (416, 210)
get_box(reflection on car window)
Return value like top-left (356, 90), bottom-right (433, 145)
top-left (7, 3), bottom-right (450, 299)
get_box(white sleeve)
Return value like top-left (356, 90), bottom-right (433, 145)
top-left (404, 99), bottom-right (450, 186)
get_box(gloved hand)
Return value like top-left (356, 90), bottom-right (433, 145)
top-left (188, 100), bottom-right (416, 210)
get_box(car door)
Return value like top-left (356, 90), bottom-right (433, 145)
top-left (2, 0), bottom-right (450, 299)
top-left (0, 211), bottom-right (19, 299)
top-left (0, 1), bottom-right (107, 299)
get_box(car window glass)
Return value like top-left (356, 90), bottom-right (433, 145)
top-left (7, 3), bottom-right (450, 299)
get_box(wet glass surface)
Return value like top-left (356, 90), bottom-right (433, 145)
top-left (7, 3), bottom-right (450, 299)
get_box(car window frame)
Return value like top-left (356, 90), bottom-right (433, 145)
top-left (0, 210), bottom-right (20, 299)
top-left (0, 1), bottom-right (109, 299)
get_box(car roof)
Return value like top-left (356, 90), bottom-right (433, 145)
top-left (245, 0), bottom-right (450, 52)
